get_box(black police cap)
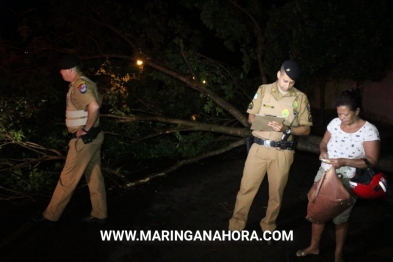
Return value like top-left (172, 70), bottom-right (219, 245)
top-left (59, 54), bottom-right (80, 70)
top-left (281, 60), bottom-right (300, 81)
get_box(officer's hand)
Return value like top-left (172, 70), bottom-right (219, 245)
top-left (76, 128), bottom-right (88, 138)
top-left (268, 121), bottom-right (285, 132)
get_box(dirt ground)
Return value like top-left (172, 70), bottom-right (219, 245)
top-left (1, 146), bottom-right (392, 262)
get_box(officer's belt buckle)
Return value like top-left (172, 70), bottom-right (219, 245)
top-left (265, 140), bottom-right (278, 147)
top-left (264, 140), bottom-right (272, 147)
top-left (254, 137), bottom-right (277, 148)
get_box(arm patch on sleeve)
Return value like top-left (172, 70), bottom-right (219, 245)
top-left (308, 114), bottom-right (313, 122)
top-left (78, 83), bottom-right (87, 93)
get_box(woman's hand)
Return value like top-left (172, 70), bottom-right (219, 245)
top-left (327, 158), bottom-right (346, 168)
top-left (319, 152), bottom-right (329, 160)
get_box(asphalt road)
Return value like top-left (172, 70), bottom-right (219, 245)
top-left (1, 149), bottom-right (392, 262)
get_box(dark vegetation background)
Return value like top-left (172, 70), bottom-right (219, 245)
top-left (0, 2), bottom-right (393, 260)
top-left (0, 0), bottom-right (392, 228)
top-left (0, 0), bottom-right (393, 252)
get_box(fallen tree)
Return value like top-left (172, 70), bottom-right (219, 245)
top-left (1, 120), bottom-right (391, 200)
top-left (1, 0), bottom-right (392, 199)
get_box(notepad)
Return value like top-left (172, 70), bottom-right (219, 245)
top-left (250, 114), bottom-right (285, 131)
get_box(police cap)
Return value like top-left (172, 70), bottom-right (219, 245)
top-left (281, 60), bottom-right (300, 81)
top-left (59, 54), bottom-right (80, 70)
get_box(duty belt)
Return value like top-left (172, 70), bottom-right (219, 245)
top-left (70, 126), bottom-right (102, 139)
top-left (253, 137), bottom-right (295, 150)
top-left (253, 137), bottom-right (279, 147)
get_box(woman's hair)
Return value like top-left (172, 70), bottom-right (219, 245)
top-left (335, 88), bottom-right (362, 111)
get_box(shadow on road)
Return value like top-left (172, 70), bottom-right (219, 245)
top-left (1, 148), bottom-right (392, 262)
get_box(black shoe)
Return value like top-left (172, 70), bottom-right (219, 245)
top-left (265, 239), bottom-right (280, 246)
top-left (31, 214), bottom-right (57, 228)
top-left (81, 215), bottom-right (107, 224)
top-left (266, 239), bottom-right (275, 246)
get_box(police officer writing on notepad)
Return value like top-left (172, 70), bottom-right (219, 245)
top-left (33, 55), bottom-right (107, 226)
top-left (229, 60), bottom-right (313, 243)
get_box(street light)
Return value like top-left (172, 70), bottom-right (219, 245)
top-left (137, 60), bottom-right (143, 73)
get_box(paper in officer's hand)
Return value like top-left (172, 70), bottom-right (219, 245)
top-left (250, 114), bottom-right (285, 131)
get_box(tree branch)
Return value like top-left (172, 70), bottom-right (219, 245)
top-left (228, 0), bottom-right (267, 83)
top-left (123, 138), bottom-right (246, 187)
top-left (101, 114), bottom-right (251, 137)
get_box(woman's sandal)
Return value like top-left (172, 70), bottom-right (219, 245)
top-left (296, 249), bottom-right (319, 257)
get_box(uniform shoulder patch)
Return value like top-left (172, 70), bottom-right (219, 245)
top-left (306, 100), bottom-right (311, 112)
top-left (78, 83), bottom-right (87, 93)
top-left (308, 113), bottom-right (313, 122)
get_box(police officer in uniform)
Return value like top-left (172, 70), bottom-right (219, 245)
top-left (34, 55), bottom-right (107, 225)
top-left (229, 60), bottom-right (313, 241)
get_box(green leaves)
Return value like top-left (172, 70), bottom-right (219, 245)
top-left (8, 130), bottom-right (25, 143)
top-left (174, 131), bottom-right (215, 158)
top-left (3, 167), bottom-right (56, 192)
top-left (1, 0), bottom-right (392, 194)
